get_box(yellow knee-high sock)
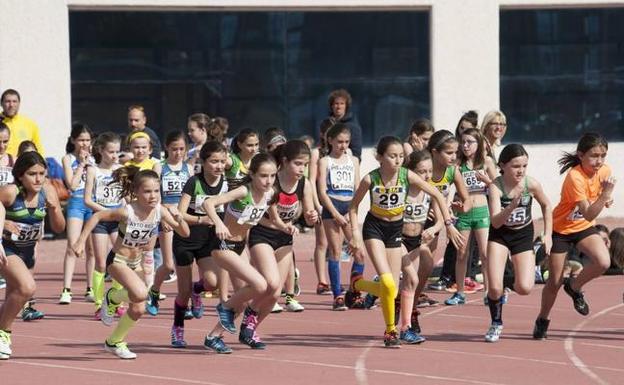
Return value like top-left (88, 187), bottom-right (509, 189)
top-left (111, 279), bottom-right (123, 291)
top-left (92, 270), bottom-right (105, 307)
top-left (107, 313), bottom-right (137, 344)
top-left (379, 273), bottom-right (398, 333)
top-left (109, 288), bottom-right (130, 304)
top-left (354, 279), bottom-right (381, 297)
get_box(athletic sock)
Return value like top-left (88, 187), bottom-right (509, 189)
top-left (354, 278), bottom-right (381, 297)
top-left (379, 273), bottom-right (398, 333)
top-left (92, 270), bottom-right (105, 307)
top-left (328, 259), bottom-right (341, 297)
top-left (351, 262), bottom-right (365, 276)
top-left (488, 296), bottom-right (503, 324)
top-left (193, 280), bottom-right (204, 295)
top-left (111, 279), bottom-right (123, 291)
top-left (107, 313), bottom-right (137, 344)
top-left (173, 299), bottom-right (186, 327)
top-left (109, 288), bottom-right (130, 304)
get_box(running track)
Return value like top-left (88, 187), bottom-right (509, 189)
top-left (1, 234), bottom-right (622, 385)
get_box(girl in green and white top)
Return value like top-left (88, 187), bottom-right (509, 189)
top-left (225, 129), bottom-right (259, 191)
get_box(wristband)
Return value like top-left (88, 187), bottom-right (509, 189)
top-left (444, 219), bottom-right (453, 227)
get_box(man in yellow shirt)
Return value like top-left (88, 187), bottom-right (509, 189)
top-left (1, 89), bottom-right (44, 157)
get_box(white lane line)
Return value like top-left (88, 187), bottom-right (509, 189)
top-left (564, 303), bottom-right (624, 385)
top-left (580, 342), bottom-right (624, 351)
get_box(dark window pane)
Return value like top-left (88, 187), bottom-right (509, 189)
top-left (501, 9), bottom-right (624, 142)
top-left (70, 11), bottom-right (429, 144)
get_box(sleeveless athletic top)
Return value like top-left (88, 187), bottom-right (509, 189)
top-left (0, 154), bottom-right (14, 186)
top-left (404, 193), bottom-right (431, 224)
top-left (68, 153), bottom-right (95, 198)
top-left (2, 187), bottom-right (46, 248)
top-left (268, 177), bottom-right (305, 223)
top-left (326, 156), bottom-right (355, 198)
top-left (118, 204), bottom-right (161, 248)
top-left (94, 167), bottom-right (123, 209)
top-left (429, 166), bottom-right (455, 198)
top-left (184, 174), bottom-right (228, 218)
top-left (495, 176), bottom-right (533, 228)
top-left (187, 145), bottom-right (202, 174)
top-left (125, 157), bottom-right (158, 171)
top-left (369, 167), bottom-right (409, 218)
top-left (225, 185), bottom-right (272, 226)
top-left (225, 153), bottom-right (249, 191)
top-left (160, 162), bottom-right (192, 204)
top-left (460, 163), bottom-right (487, 194)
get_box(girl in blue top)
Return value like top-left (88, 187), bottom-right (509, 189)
top-left (60, 123), bottom-right (96, 305)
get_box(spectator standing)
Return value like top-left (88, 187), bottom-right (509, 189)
top-left (1, 89), bottom-right (44, 157)
top-left (320, 89), bottom-right (363, 160)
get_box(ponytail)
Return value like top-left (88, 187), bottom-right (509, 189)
top-left (558, 132), bottom-right (608, 175)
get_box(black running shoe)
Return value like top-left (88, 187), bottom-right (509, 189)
top-left (563, 278), bottom-right (589, 316)
top-left (533, 317), bottom-right (550, 340)
top-left (428, 277), bottom-right (450, 291)
top-left (383, 329), bottom-right (401, 348)
top-left (344, 290), bottom-right (360, 308)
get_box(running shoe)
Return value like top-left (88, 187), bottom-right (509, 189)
top-left (363, 293), bottom-right (378, 309)
top-left (464, 278), bottom-right (484, 292)
top-left (316, 282), bottom-right (331, 295)
top-left (285, 296), bottom-right (304, 312)
top-left (191, 291), bottom-right (205, 318)
top-left (115, 306), bottom-right (126, 317)
top-left (59, 288), bottom-right (72, 305)
top-left (94, 308), bottom-right (102, 321)
top-left (485, 323), bottom-right (503, 343)
top-left (428, 277), bottom-right (450, 291)
top-left (444, 292), bottom-right (466, 306)
top-left (563, 278), bottom-right (589, 316)
top-left (84, 288), bottom-right (95, 303)
top-left (163, 271), bottom-right (177, 283)
top-left (532, 317), bottom-right (550, 340)
top-left (417, 293), bottom-right (439, 308)
top-left (101, 289), bottom-right (119, 326)
top-left (0, 277), bottom-right (6, 290)
top-left (21, 306), bottom-right (44, 321)
top-left (294, 268), bottom-right (301, 297)
top-left (501, 288), bottom-right (511, 305)
top-left (183, 308), bottom-right (193, 320)
top-left (170, 325), bottom-right (187, 348)
top-left (204, 336), bottom-right (232, 354)
top-left (399, 329), bottom-right (426, 344)
top-left (216, 303), bottom-right (237, 334)
top-left (146, 288), bottom-right (160, 316)
top-left (0, 330), bottom-right (11, 359)
top-left (383, 329), bottom-right (401, 348)
top-left (332, 296), bottom-right (347, 311)
top-left (239, 308), bottom-right (266, 349)
top-left (409, 310), bottom-right (421, 334)
top-left (483, 295), bottom-right (489, 306)
top-left (271, 302), bottom-right (284, 313)
top-left (104, 340), bottom-right (137, 359)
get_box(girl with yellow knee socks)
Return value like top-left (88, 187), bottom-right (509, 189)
top-left (72, 166), bottom-right (189, 359)
top-left (349, 136), bottom-right (464, 347)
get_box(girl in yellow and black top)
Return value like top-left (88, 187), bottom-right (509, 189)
top-left (0, 152), bottom-right (66, 360)
top-left (349, 136), bottom-right (464, 347)
top-left (534, 133), bottom-right (614, 340)
top-left (72, 166), bottom-right (189, 359)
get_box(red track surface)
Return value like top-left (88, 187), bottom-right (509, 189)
top-left (1, 234), bottom-right (622, 385)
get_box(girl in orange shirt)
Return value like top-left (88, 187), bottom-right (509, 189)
top-left (534, 133), bottom-right (616, 340)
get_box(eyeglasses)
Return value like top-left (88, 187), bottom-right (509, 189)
top-left (462, 140), bottom-right (478, 146)
top-left (489, 122), bottom-right (507, 127)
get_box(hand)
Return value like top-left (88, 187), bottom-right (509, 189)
top-left (446, 226), bottom-right (466, 251)
top-left (161, 221), bottom-right (173, 232)
top-left (215, 223), bottom-right (231, 240)
top-left (421, 227), bottom-right (437, 244)
top-left (450, 201), bottom-right (465, 214)
top-left (282, 223), bottom-right (299, 236)
top-left (349, 236), bottom-right (363, 255)
top-left (475, 171), bottom-right (492, 186)
top-left (411, 136), bottom-right (424, 151)
top-left (510, 195), bottom-right (522, 210)
top-left (334, 214), bottom-right (349, 228)
top-left (601, 176), bottom-right (616, 200)
top-left (79, 149), bottom-right (91, 164)
top-left (605, 198), bottom-right (614, 208)
top-left (542, 235), bottom-right (552, 256)
top-left (304, 209), bottom-right (318, 225)
top-left (3, 220), bottom-right (20, 236)
top-left (71, 241), bottom-right (85, 258)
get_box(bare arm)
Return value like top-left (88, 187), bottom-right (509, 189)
top-left (203, 185), bottom-right (247, 239)
top-left (73, 208), bottom-right (127, 256)
top-left (348, 175), bottom-right (371, 251)
top-left (488, 184), bottom-right (520, 229)
top-left (452, 165), bottom-right (472, 213)
top-left (576, 177), bottom-right (616, 222)
top-left (152, 161), bottom-right (162, 177)
top-left (529, 176), bottom-right (553, 254)
top-left (83, 167), bottom-right (105, 212)
top-left (317, 157), bottom-right (343, 221)
top-left (302, 179), bottom-right (319, 226)
top-left (43, 182), bottom-right (66, 234)
top-left (160, 205), bottom-right (190, 238)
top-left (62, 154), bottom-right (87, 191)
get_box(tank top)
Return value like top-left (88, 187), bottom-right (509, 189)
top-left (0, 154), bottom-right (14, 186)
top-left (460, 163), bottom-right (487, 194)
top-left (68, 153), bottom-right (95, 198)
top-left (225, 153), bottom-right (249, 191)
top-left (495, 176), bottom-right (533, 228)
top-left (269, 177), bottom-right (305, 223)
top-left (160, 162), bottom-right (192, 204)
top-left (125, 157), bottom-right (158, 171)
top-left (3, 187), bottom-right (46, 248)
top-left (403, 193), bottom-right (431, 224)
top-left (187, 145), bottom-right (202, 174)
top-left (225, 185), bottom-right (272, 226)
top-left (326, 156), bottom-right (355, 198)
top-left (429, 166), bottom-right (455, 198)
top-left (369, 167), bottom-right (409, 218)
top-left (118, 204), bottom-right (161, 248)
top-left (187, 174), bottom-right (228, 217)
top-left (94, 167), bottom-right (123, 208)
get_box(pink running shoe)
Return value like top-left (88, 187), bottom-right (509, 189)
top-left (116, 306), bottom-right (127, 317)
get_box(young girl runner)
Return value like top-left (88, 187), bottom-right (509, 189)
top-left (72, 166), bottom-right (189, 359)
top-left (0, 152), bottom-right (66, 359)
top-left (203, 153), bottom-right (276, 352)
top-left (445, 128), bottom-right (497, 306)
top-left (0, 123), bottom-right (14, 186)
top-left (317, 123), bottom-right (365, 310)
top-left (83, 132), bottom-right (124, 319)
top-left (245, 140), bottom-right (317, 332)
top-left (225, 129), bottom-right (260, 191)
top-left (485, 144), bottom-right (552, 342)
top-left (403, 119), bottom-right (434, 158)
top-left (187, 113), bottom-right (209, 174)
top-left (60, 123), bottom-right (95, 304)
top-left (146, 131), bottom-right (192, 315)
top-left (349, 136), bottom-right (464, 347)
top-left (534, 133), bottom-right (614, 339)
top-left (168, 141), bottom-right (229, 349)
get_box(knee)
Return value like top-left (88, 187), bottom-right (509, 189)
top-left (128, 302), bottom-right (145, 318)
top-left (401, 274), bottom-right (417, 292)
top-left (264, 277), bottom-right (281, 296)
top-left (514, 282), bottom-right (533, 296)
top-left (17, 280), bottom-right (37, 299)
top-left (380, 273), bottom-right (398, 297)
top-left (253, 279), bottom-right (268, 296)
top-left (596, 257), bottom-right (611, 272)
top-left (129, 288), bottom-right (149, 304)
top-left (488, 286), bottom-right (503, 300)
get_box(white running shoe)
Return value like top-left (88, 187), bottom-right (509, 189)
top-left (101, 289), bottom-right (118, 326)
top-left (485, 323), bottom-right (504, 343)
top-left (105, 341), bottom-right (137, 359)
top-left (0, 330), bottom-right (12, 359)
top-left (164, 272), bottom-right (177, 284)
top-left (59, 290), bottom-right (72, 305)
top-left (285, 298), bottom-right (305, 312)
top-left (271, 302), bottom-right (284, 313)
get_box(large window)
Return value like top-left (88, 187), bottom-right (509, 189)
top-left (500, 8), bottom-right (624, 142)
top-left (70, 11), bottom-right (430, 143)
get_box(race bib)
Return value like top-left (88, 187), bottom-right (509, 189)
top-left (11, 222), bottom-right (43, 243)
top-left (237, 204), bottom-right (267, 225)
top-left (506, 207), bottom-right (527, 227)
top-left (122, 222), bottom-right (156, 247)
top-left (0, 166), bottom-right (13, 186)
top-left (96, 182), bottom-right (122, 206)
top-left (162, 174), bottom-right (187, 196)
top-left (463, 171), bottom-right (486, 193)
top-left (404, 196), bottom-right (430, 224)
top-left (329, 163), bottom-right (354, 192)
top-left (567, 204), bottom-right (587, 221)
top-left (372, 186), bottom-right (406, 210)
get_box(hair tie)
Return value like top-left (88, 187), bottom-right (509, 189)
top-left (268, 135), bottom-right (287, 146)
top-left (128, 131), bottom-right (150, 143)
